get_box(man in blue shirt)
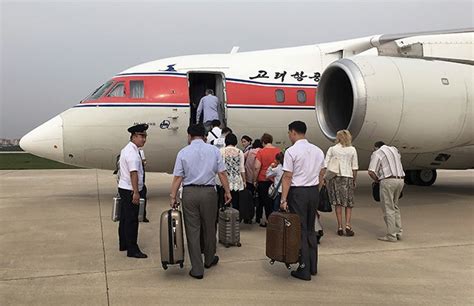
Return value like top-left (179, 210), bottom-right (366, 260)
top-left (196, 89), bottom-right (221, 132)
top-left (170, 124), bottom-right (232, 279)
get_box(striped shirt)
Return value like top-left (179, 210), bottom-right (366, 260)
top-left (368, 145), bottom-right (405, 179)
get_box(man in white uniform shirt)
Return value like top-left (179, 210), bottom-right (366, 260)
top-left (280, 121), bottom-right (325, 281)
top-left (368, 141), bottom-right (405, 242)
top-left (118, 124), bottom-right (148, 258)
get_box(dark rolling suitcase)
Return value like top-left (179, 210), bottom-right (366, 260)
top-left (239, 189), bottom-right (255, 222)
top-left (160, 208), bottom-right (185, 270)
top-left (266, 211), bottom-right (301, 269)
top-left (218, 206), bottom-right (241, 248)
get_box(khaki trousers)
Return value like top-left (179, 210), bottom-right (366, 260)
top-left (380, 178), bottom-right (404, 239)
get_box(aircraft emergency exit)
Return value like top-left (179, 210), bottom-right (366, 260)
top-left (20, 29), bottom-right (474, 186)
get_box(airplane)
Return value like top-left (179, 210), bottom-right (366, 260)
top-left (19, 28), bottom-right (473, 186)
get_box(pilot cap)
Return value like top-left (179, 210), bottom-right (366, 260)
top-left (127, 123), bottom-right (149, 134)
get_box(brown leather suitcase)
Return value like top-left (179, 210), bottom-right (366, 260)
top-left (266, 212), bottom-right (301, 268)
top-left (160, 208), bottom-right (185, 270)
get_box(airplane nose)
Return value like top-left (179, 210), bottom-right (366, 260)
top-left (20, 115), bottom-right (65, 163)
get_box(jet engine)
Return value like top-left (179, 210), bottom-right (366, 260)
top-left (316, 56), bottom-right (473, 153)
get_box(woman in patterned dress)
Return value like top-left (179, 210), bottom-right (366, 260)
top-left (322, 130), bottom-right (359, 237)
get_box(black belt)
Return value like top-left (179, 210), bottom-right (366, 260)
top-left (183, 184), bottom-right (215, 188)
top-left (384, 176), bottom-right (404, 179)
top-left (290, 185), bottom-right (318, 189)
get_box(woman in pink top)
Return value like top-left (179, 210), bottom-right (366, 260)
top-left (244, 139), bottom-right (263, 189)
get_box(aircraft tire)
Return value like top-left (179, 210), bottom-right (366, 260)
top-left (413, 169), bottom-right (437, 186)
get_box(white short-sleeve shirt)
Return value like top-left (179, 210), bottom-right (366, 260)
top-left (283, 139), bottom-right (325, 186)
top-left (118, 142), bottom-right (144, 191)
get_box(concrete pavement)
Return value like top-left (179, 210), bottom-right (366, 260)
top-left (1, 169), bottom-right (473, 305)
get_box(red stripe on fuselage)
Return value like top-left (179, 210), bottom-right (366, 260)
top-left (80, 75), bottom-right (317, 106)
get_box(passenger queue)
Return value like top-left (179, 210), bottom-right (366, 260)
top-left (114, 89), bottom-right (406, 281)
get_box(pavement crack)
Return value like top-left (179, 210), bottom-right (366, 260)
top-left (96, 170), bottom-right (110, 306)
top-left (0, 271), bottom-right (104, 282)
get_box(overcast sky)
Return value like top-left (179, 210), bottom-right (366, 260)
top-left (1, 0), bottom-right (472, 139)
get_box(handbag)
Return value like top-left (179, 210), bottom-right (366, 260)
top-left (268, 177), bottom-right (283, 200)
top-left (318, 186), bottom-right (332, 212)
top-left (372, 182), bottom-right (404, 202)
top-left (324, 156), bottom-right (340, 180)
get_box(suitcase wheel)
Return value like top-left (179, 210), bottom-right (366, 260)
top-left (225, 244), bottom-right (230, 248)
top-left (179, 262), bottom-right (184, 268)
top-left (237, 243), bottom-right (242, 247)
top-left (285, 264), bottom-right (291, 270)
top-left (270, 260), bottom-right (275, 265)
top-left (162, 263), bottom-right (168, 270)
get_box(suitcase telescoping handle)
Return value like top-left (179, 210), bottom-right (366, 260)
top-left (171, 201), bottom-right (180, 210)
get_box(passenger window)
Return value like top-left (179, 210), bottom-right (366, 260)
top-left (297, 90), bottom-right (306, 103)
top-left (275, 89), bottom-right (285, 103)
top-left (130, 80), bottom-right (144, 98)
top-left (107, 82), bottom-right (125, 97)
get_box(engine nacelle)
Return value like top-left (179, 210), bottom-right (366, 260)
top-left (316, 56), bottom-right (473, 153)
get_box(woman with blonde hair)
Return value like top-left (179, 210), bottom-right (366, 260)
top-left (322, 129), bottom-right (359, 236)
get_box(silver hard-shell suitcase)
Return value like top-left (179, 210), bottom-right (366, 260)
top-left (138, 198), bottom-right (145, 222)
top-left (160, 208), bottom-right (185, 269)
top-left (112, 196), bottom-right (121, 222)
top-left (218, 206), bottom-right (241, 248)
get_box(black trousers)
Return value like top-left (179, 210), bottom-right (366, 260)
top-left (118, 188), bottom-right (145, 255)
top-left (256, 181), bottom-right (273, 222)
top-left (288, 185), bottom-right (319, 276)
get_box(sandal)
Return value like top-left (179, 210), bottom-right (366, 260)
top-left (337, 228), bottom-right (344, 236)
top-left (345, 225), bottom-right (355, 237)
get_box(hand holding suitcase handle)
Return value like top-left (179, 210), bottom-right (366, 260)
top-left (280, 199), bottom-right (288, 212)
top-left (171, 200), bottom-right (180, 209)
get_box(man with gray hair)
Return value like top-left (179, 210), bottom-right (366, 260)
top-left (196, 89), bottom-right (220, 132)
top-left (368, 141), bottom-right (405, 242)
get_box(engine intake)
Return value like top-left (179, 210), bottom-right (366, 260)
top-left (316, 56), bottom-right (473, 153)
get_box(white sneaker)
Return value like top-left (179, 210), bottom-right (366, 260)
top-left (378, 236), bottom-right (397, 242)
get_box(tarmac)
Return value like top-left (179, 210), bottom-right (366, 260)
top-left (0, 169), bottom-right (473, 305)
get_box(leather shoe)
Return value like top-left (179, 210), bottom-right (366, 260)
top-left (127, 251), bottom-right (148, 258)
top-left (204, 256), bottom-right (219, 269)
top-left (143, 218), bottom-right (150, 223)
top-left (291, 270), bottom-right (311, 281)
top-left (119, 246), bottom-right (127, 251)
top-left (189, 271), bottom-right (203, 279)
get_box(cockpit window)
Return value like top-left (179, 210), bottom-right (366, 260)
top-left (107, 82), bottom-right (125, 97)
top-left (130, 80), bottom-right (144, 98)
top-left (87, 80), bottom-right (114, 100)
